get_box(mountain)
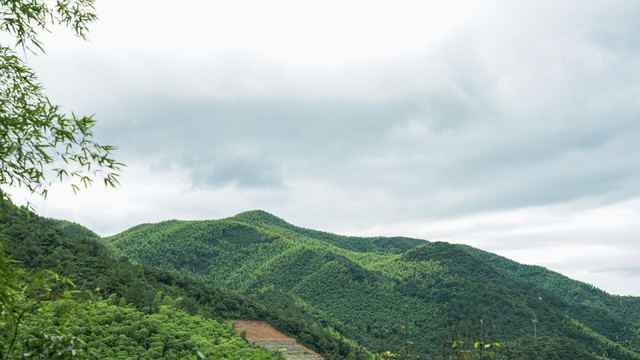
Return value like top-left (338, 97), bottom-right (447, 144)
top-left (105, 210), bottom-right (640, 359)
top-left (230, 210), bottom-right (425, 254)
top-left (1, 206), bottom-right (371, 359)
top-left (460, 244), bottom-right (640, 325)
top-left (53, 218), bottom-right (101, 239)
top-left (3, 205), bottom-right (639, 359)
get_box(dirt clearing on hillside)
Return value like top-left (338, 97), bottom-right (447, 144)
top-left (228, 320), bottom-right (323, 359)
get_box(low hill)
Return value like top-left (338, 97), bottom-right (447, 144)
top-left (105, 210), bottom-right (640, 359)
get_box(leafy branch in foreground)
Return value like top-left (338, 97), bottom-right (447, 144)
top-left (1, 1), bottom-right (121, 358)
top-left (1, 0), bottom-right (122, 203)
top-left (1, 0), bottom-right (97, 53)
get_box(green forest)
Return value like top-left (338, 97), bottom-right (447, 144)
top-left (3, 205), bottom-right (640, 359)
top-left (0, 206), bottom-right (372, 359)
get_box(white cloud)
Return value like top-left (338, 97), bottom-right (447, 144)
top-left (86, 0), bottom-right (492, 65)
top-left (9, 0), bottom-right (640, 296)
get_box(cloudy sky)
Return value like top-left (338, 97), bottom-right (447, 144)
top-left (9, 0), bottom-right (640, 295)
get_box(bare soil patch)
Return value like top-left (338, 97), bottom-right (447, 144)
top-left (228, 320), bottom-right (323, 359)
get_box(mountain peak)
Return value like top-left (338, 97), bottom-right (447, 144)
top-left (229, 210), bottom-right (290, 227)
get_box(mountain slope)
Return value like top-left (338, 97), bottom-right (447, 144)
top-left (228, 210), bottom-right (426, 254)
top-left (1, 206), bottom-right (371, 360)
top-left (105, 210), bottom-right (640, 359)
top-left (460, 244), bottom-right (640, 325)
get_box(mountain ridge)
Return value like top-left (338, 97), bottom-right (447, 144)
top-left (104, 209), bottom-right (640, 359)
top-left (460, 244), bottom-right (640, 324)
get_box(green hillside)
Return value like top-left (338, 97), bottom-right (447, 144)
top-left (1, 206), bottom-right (372, 360)
top-left (105, 210), bottom-right (640, 359)
top-left (229, 210), bottom-right (426, 254)
top-left (12, 298), bottom-right (279, 360)
top-left (53, 219), bottom-right (101, 239)
top-left (460, 244), bottom-right (640, 325)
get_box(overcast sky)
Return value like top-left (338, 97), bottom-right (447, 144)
top-left (9, 0), bottom-right (640, 295)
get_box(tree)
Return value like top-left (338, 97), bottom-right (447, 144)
top-left (1, 1), bottom-right (121, 358)
top-left (1, 0), bottom-right (122, 204)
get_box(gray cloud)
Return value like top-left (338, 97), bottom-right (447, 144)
top-left (83, 31), bottom-right (640, 216)
top-left (17, 0), bottom-right (640, 295)
top-left (186, 153), bottom-right (284, 189)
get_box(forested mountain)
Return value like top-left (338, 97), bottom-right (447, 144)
top-left (1, 206), bottom-right (371, 359)
top-left (104, 210), bottom-right (640, 359)
top-left (460, 244), bottom-right (640, 325)
top-left (229, 210), bottom-right (425, 254)
top-left (3, 205), bottom-right (639, 359)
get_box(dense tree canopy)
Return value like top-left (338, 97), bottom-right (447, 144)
top-left (1, 205), bottom-right (374, 359)
top-left (105, 211), bottom-right (640, 359)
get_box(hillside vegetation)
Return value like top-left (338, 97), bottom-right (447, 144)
top-left (1, 206), bottom-right (371, 359)
top-left (105, 210), bottom-right (640, 359)
top-left (3, 205), bottom-right (639, 359)
top-left (460, 244), bottom-right (640, 325)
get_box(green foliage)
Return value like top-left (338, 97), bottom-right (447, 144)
top-left (229, 210), bottom-right (425, 254)
top-left (0, 0), bottom-right (97, 51)
top-left (515, 336), bottom-right (601, 360)
top-left (461, 245), bottom-right (640, 325)
top-left (104, 211), bottom-right (640, 359)
top-left (440, 336), bottom-right (600, 360)
top-left (0, 0), bottom-right (121, 203)
top-left (0, 237), bottom-right (93, 359)
top-left (59, 302), bottom-right (278, 360)
top-left (1, 2), bottom-right (131, 359)
top-left (1, 206), bottom-right (371, 360)
top-left (5, 205), bottom-right (640, 359)
top-left (53, 220), bottom-right (99, 239)
top-left (10, 291), bottom-right (280, 360)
